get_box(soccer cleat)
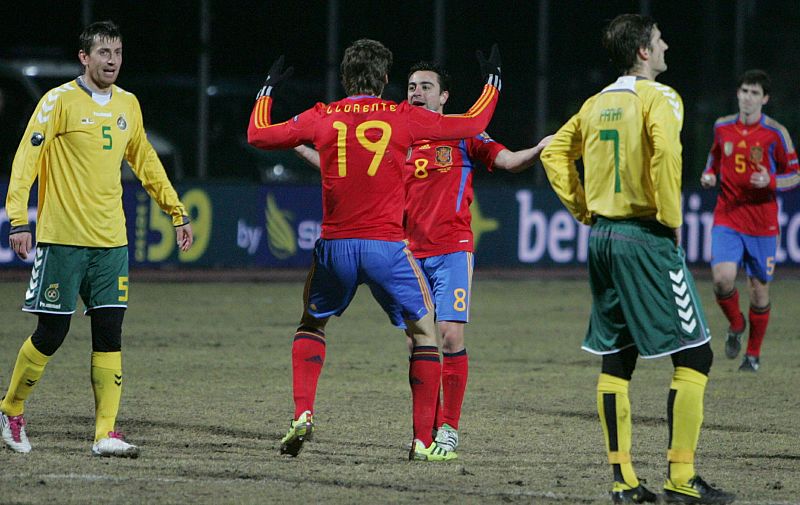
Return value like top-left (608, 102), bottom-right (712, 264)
top-left (611, 482), bottom-right (658, 503)
top-left (724, 323), bottom-right (744, 359)
top-left (1, 411), bottom-right (31, 453)
top-left (408, 439), bottom-right (457, 461)
top-left (434, 423), bottom-right (459, 452)
top-left (91, 431), bottom-right (139, 458)
top-left (280, 410), bottom-right (313, 457)
top-left (738, 354), bottom-right (759, 372)
top-left (664, 475), bottom-right (735, 504)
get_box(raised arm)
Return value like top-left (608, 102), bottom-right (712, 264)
top-left (409, 45), bottom-right (502, 142)
top-left (247, 56), bottom-right (315, 150)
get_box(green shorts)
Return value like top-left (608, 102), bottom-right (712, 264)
top-left (22, 245), bottom-right (129, 315)
top-left (583, 218), bottom-right (711, 358)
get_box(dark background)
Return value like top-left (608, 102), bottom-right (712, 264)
top-left (1, 0), bottom-right (798, 186)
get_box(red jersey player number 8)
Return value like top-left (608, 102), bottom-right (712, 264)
top-left (332, 120), bottom-right (392, 176)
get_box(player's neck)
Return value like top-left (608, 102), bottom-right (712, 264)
top-left (738, 111), bottom-right (762, 126)
top-left (79, 74), bottom-right (112, 95)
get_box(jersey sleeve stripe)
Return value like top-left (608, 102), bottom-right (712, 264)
top-left (254, 97), bottom-right (271, 129)
top-left (777, 172), bottom-right (800, 191)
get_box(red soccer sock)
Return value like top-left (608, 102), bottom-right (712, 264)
top-left (409, 346), bottom-right (441, 446)
top-left (441, 350), bottom-right (468, 430)
top-left (291, 327), bottom-right (326, 419)
top-left (746, 304), bottom-right (770, 357)
top-left (715, 289), bottom-right (745, 332)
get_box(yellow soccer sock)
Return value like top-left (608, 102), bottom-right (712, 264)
top-left (91, 351), bottom-right (123, 442)
top-left (597, 373), bottom-right (639, 488)
top-left (667, 366), bottom-right (708, 486)
top-left (0, 337), bottom-right (51, 417)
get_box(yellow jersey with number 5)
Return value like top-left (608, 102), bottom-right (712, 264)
top-left (5, 79), bottom-right (186, 247)
top-left (541, 76), bottom-right (684, 229)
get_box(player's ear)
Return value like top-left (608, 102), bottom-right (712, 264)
top-left (762, 94), bottom-right (770, 106)
top-left (78, 50), bottom-right (89, 65)
top-left (383, 74), bottom-right (389, 84)
top-left (440, 90), bottom-right (449, 107)
top-left (637, 45), bottom-right (649, 62)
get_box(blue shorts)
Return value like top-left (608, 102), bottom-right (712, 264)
top-left (711, 225), bottom-right (777, 282)
top-left (304, 238), bottom-right (433, 327)
top-left (392, 251), bottom-right (474, 328)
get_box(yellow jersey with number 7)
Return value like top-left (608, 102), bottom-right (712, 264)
top-left (541, 75), bottom-right (684, 229)
top-left (5, 79), bottom-right (186, 248)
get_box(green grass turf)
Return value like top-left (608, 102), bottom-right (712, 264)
top-left (0, 277), bottom-right (798, 504)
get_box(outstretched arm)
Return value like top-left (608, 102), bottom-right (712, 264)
top-left (493, 134), bottom-right (554, 173)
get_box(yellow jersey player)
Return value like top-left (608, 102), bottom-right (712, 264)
top-left (1, 20), bottom-right (193, 457)
top-left (541, 14), bottom-right (734, 504)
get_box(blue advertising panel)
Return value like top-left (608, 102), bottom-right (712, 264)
top-left (2, 182), bottom-right (800, 269)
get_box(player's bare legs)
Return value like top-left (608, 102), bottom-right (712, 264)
top-left (280, 309), bottom-right (329, 456)
top-left (742, 276), bottom-right (770, 371)
top-left (712, 262), bottom-right (746, 359)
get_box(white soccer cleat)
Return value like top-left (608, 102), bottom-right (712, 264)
top-left (1, 411), bottom-right (31, 453)
top-left (434, 423), bottom-right (459, 452)
top-left (92, 431), bottom-right (140, 458)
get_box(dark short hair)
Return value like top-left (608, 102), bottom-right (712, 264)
top-left (407, 61), bottom-right (451, 93)
top-left (340, 39), bottom-right (392, 96)
top-left (601, 14), bottom-right (657, 74)
top-left (738, 69), bottom-right (771, 96)
top-left (80, 20), bottom-right (122, 55)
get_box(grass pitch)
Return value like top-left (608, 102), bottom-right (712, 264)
top-left (0, 276), bottom-right (798, 504)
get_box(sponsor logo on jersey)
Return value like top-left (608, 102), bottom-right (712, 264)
top-left (724, 141), bottom-right (733, 156)
top-left (418, 144), bottom-right (431, 150)
top-left (750, 145), bottom-right (763, 164)
top-left (94, 111), bottom-right (112, 117)
top-left (81, 118), bottom-right (95, 125)
top-left (44, 283), bottom-right (60, 303)
top-left (117, 114), bottom-right (128, 131)
top-left (737, 140), bottom-right (747, 148)
top-left (434, 146), bottom-right (453, 167)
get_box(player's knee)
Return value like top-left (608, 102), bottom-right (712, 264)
top-left (671, 342), bottom-right (713, 375)
top-left (440, 324), bottom-right (465, 353)
top-left (90, 308), bottom-right (125, 352)
top-left (31, 314), bottom-right (72, 356)
top-left (601, 346), bottom-right (638, 380)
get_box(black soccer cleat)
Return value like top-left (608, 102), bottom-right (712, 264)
top-left (724, 321), bottom-right (745, 359)
top-left (738, 354), bottom-right (759, 372)
top-left (611, 482), bottom-right (658, 503)
top-left (664, 475), bottom-right (735, 504)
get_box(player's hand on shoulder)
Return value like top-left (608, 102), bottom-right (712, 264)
top-left (256, 55), bottom-right (294, 100)
top-left (700, 173), bottom-right (717, 188)
top-left (537, 134), bottom-right (555, 151)
top-left (476, 43), bottom-right (501, 90)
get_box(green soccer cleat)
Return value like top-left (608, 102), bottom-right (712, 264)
top-left (408, 439), bottom-right (457, 461)
top-left (611, 482), bottom-right (658, 503)
top-left (280, 410), bottom-right (313, 457)
top-left (664, 475), bottom-right (735, 504)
